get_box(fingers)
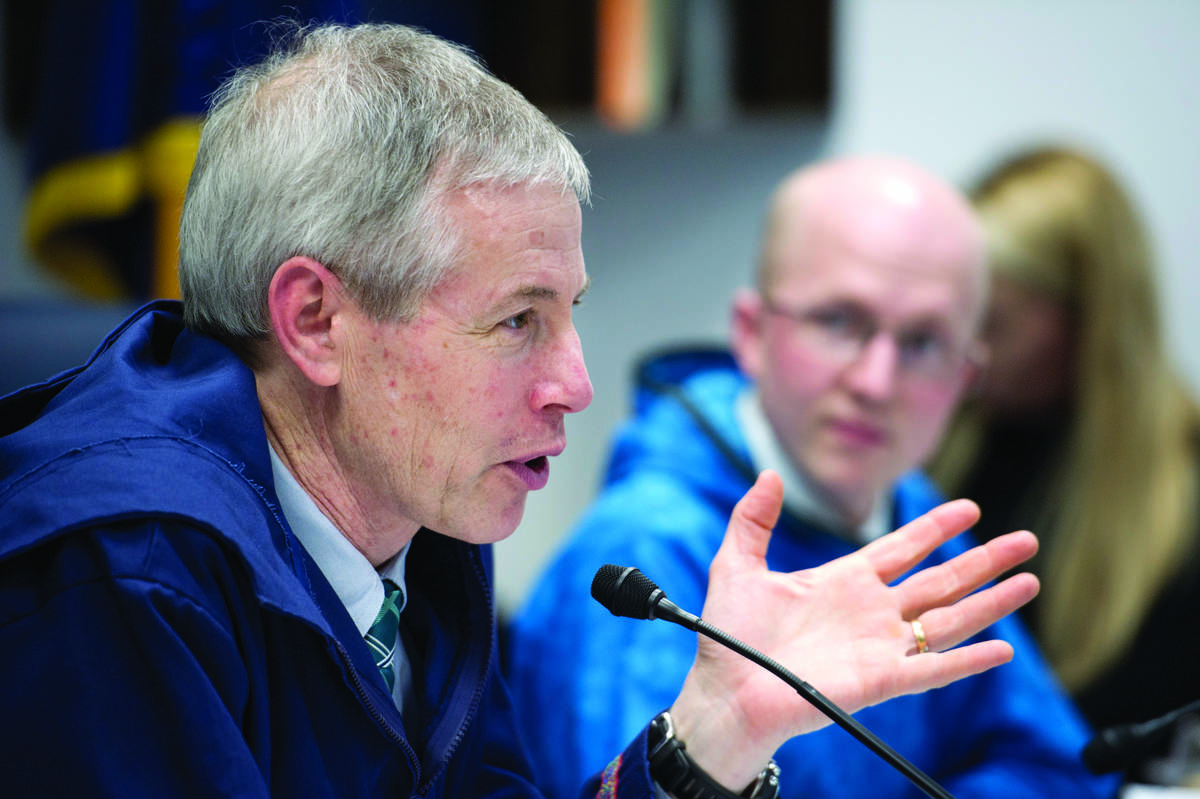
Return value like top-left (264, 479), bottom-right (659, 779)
top-left (713, 470), bottom-right (785, 568)
top-left (859, 499), bottom-right (981, 583)
top-left (897, 531), bottom-right (1039, 655)
top-left (914, 572), bottom-right (1040, 652)
top-left (897, 530), bottom-right (1039, 618)
top-left (895, 640), bottom-right (1016, 698)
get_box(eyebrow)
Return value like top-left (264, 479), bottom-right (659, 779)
top-left (513, 275), bottom-right (591, 303)
top-left (806, 299), bottom-right (962, 341)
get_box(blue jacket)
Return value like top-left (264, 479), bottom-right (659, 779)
top-left (508, 349), bottom-right (1118, 799)
top-left (0, 301), bottom-right (657, 798)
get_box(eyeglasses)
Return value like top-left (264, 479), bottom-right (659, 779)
top-left (762, 298), bottom-right (977, 382)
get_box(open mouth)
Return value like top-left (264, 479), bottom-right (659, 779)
top-left (505, 455), bottom-right (551, 490)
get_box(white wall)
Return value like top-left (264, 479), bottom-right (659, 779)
top-left (492, 0), bottom-right (1200, 615)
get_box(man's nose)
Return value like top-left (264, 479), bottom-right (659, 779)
top-left (532, 328), bottom-right (593, 414)
top-left (841, 332), bottom-right (900, 402)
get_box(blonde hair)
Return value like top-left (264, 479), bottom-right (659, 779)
top-left (930, 147), bottom-right (1200, 690)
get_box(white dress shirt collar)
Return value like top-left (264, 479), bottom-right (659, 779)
top-left (267, 445), bottom-right (410, 636)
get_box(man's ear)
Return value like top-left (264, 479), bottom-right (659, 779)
top-left (959, 340), bottom-right (990, 397)
top-left (730, 287), bottom-right (766, 379)
top-left (267, 257), bottom-right (348, 387)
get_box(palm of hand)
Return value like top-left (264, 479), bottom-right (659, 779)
top-left (696, 546), bottom-right (923, 744)
top-left (677, 470), bottom-right (1038, 762)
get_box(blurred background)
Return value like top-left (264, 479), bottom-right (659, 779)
top-left (1, 0), bottom-right (1197, 617)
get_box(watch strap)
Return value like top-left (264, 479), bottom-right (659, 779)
top-left (647, 711), bottom-right (781, 799)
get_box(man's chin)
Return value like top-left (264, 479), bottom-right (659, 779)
top-left (808, 465), bottom-right (891, 518)
top-left (443, 498), bottom-right (528, 545)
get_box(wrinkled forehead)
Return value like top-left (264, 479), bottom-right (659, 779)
top-left (421, 180), bottom-right (587, 309)
top-left (442, 180), bottom-right (583, 248)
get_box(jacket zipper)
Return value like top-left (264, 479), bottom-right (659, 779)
top-left (415, 545), bottom-right (495, 794)
top-left (334, 641), bottom-right (423, 785)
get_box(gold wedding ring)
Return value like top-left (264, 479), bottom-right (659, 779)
top-left (911, 619), bottom-right (928, 654)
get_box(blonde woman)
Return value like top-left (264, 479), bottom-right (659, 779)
top-left (930, 146), bottom-right (1200, 783)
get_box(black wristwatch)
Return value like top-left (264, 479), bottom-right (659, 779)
top-left (647, 711), bottom-right (781, 799)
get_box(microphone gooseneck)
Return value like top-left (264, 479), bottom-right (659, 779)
top-left (1082, 697), bottom-right (1200, 775)
top-left (591, 564), bottom-right (956, 799)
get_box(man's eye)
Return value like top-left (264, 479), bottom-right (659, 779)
top-left (899, 329), bottom-right (946, 359)
top-left (500, 311), bottom-right (533, 330)
top-left (811, 308), bottom-right (858, 336)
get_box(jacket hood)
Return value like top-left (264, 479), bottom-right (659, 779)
top-left (1, 300), bottom-right (262, 470)
top-left (606, 346), bottom-right (757, 512)
top-left (0, 301), bottom-right (314, 618)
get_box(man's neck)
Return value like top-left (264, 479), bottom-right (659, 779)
top-left (256, 371), bottom-right (419, 565)
top-left (735, 388), bottom-right (892, 543)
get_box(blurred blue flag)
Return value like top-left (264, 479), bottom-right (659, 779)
top-left (7, 0), bottom-right (484, 301)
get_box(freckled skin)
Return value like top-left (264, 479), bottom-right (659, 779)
top-left (326, 182), bottom-right (593, 549)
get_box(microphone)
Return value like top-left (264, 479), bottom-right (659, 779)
top-left (590, 561), bottom-right (702, 627)
top-left (591, 564), bottom-right (957, 799)
top-left (1082, 697), bottom-right (1200, 775)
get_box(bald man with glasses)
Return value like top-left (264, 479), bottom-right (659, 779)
top-left (508, 157), bottom-right (1116, 799)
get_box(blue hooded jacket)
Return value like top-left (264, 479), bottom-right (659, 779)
top-left (508, 348), bottom-right (1118, 799)
top-left (0, 301), bottom-right (658, 798)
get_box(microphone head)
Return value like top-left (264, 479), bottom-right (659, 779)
top-left (591, 564), bottom-right (662, 620)
top-left (1081, 712), bottom-right (1185, 776)
top-left (1082, 725), bottom-right (1138, 775)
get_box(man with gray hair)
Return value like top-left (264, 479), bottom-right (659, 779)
top-left (0, 24), bottom-right (1039, 798)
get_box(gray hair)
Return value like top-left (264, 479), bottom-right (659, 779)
top-left (179, 22), bottom-right (590, 341)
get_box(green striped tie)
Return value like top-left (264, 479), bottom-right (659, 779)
top-left (365, 579), bottom-right (404, 693)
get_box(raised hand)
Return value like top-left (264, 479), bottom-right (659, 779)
top-left (669, 470), bottom-right (1039, 790)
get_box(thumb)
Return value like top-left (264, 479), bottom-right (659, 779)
top-left (715, 470), bottom-right (784, 569)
